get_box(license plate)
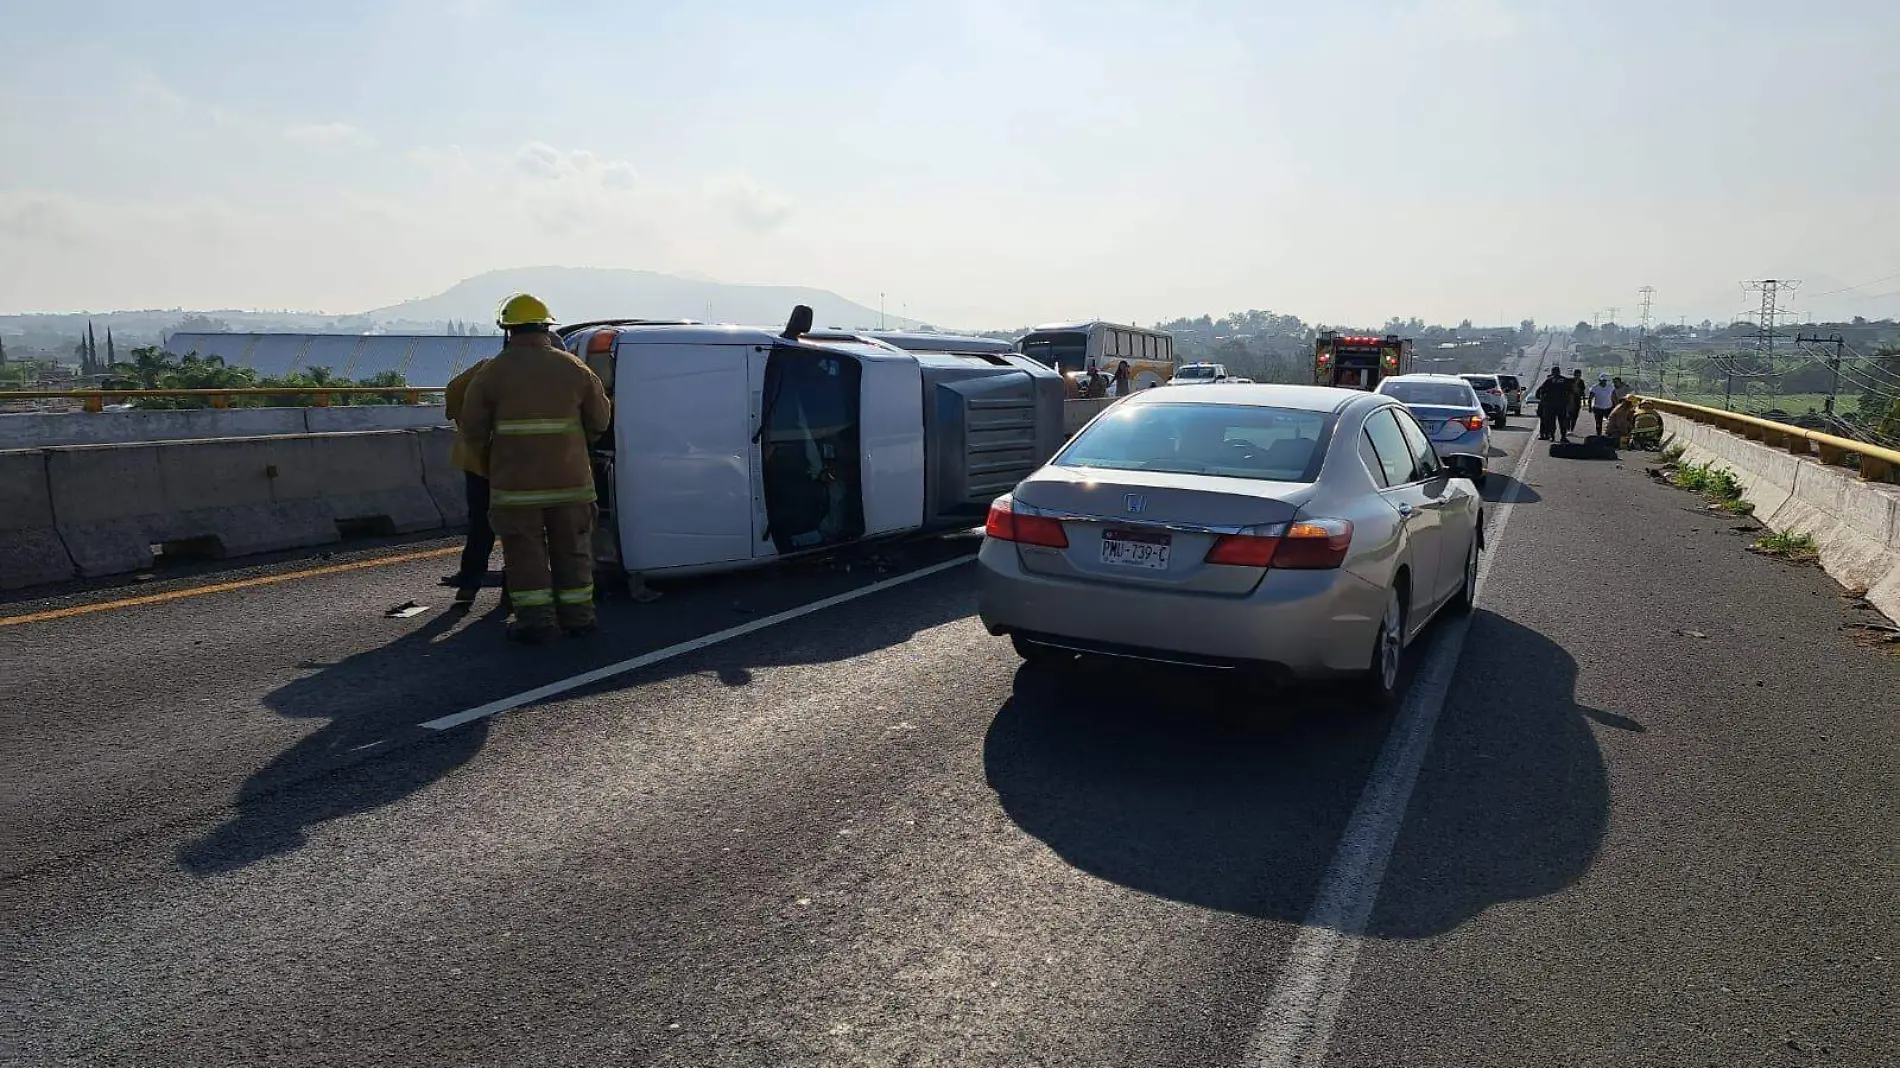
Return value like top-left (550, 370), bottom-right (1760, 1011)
top-left (1101, 529), bottom-right (1171, 570)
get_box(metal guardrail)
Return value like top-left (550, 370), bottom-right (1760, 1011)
top-left (1638, 395), bottom-right (1899, 483)
top-left (0, 387), bottom-right (446, 412)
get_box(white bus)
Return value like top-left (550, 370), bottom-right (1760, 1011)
top-left (1016, 320), bottom-right (1177, 397)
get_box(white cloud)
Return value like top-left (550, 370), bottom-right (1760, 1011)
top-left (283, 122), bottom-right (377, 150)
top-left (512, 142), bottom-right (640, 189)
top-left (707, 175), bottom-right (794, 232)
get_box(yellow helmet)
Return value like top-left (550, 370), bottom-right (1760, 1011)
top-left (496, 292), bottom-right (557, 328)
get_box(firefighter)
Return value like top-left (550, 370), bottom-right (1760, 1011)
top-left (441, 350), bottom-right (505, 609)
top-left (1629, 403), bottom-right (1666, 450)
top-left (457, 293), bottom-right (612, 644)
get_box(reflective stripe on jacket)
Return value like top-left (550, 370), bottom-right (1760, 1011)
top-left (456, 333), bottom-right (611, 508)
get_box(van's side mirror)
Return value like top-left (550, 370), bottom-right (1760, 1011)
top-left (1442, 453), bottom-right (1484, 482)
top-left (781, 304), bottom-right (814, 339)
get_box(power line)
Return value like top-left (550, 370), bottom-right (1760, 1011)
top-left (1804, 270), bottom-right (1900, 300)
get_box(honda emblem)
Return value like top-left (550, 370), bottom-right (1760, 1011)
top-left (1123, 493), bottom-right (1147, 514)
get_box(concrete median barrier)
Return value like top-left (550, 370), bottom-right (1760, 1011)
top-left (0, 449), bottom-right (77, 589)
top-left (417, 428), bottom-right (469, 529)
top-left (45, 430), bottom-right (450, 579)
top-left (304, 406), bottom-right (449, 435)
top-left (0, 405), bottom-right (450, 450)
top-left (49, 438), bottom-right (339, 575)
top-left (270, 431), bottom-right (444, 535)
top-left (1064, 398), bottom-right (1114, 435)
top-left (1670, 418), bottom-right (1900, 621)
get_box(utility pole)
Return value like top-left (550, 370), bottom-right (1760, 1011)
top-left (1798, 331), bottom-right (1846, 416)
top-left (879, 293), bottom-right (886, 330)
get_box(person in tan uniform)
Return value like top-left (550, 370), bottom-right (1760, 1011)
top-left (442, 351), bottom-right (504, 608)
top-left (457, 294), bottom-right (611, 643)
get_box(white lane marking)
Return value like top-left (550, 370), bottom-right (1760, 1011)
top-left (419, 555), bottom-right (975, 731)
top-left (1245, 430), bottom-right (1537, 1068)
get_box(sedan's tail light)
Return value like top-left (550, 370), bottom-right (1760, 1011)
top-left (1206, 518), bottom-right (1353, 570)
top-left (985, 497), bottom-right (1069, 548)
top-left (1462, 414), bottom-right (1487, 430)
top-left (1205, 532), bottom-right (1280, 567)
top-left (1486, 387), bottom-right (1503, 395)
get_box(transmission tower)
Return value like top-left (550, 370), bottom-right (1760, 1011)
top-left (1636, 286), bottom-right (1656, 377)
top-left (1728, 279), bottom-right (1800, 410)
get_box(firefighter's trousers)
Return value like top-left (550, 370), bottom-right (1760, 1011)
top-left (490, 502), bottom-right (597, 629)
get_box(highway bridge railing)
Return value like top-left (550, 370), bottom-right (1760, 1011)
top-left (0, 387), bottom-right (446, 413)
top-left (1638, 396), bottom-right (1900, 483)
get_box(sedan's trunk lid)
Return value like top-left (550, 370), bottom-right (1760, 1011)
top-left (1005, 466), bottom-right (1315, 594)
top-left (1401, 403), bottom-right (1484, 441)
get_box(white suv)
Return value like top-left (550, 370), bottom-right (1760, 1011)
top-left (1458, 373), bottom-right (1509, 429)
top-left (1171, 363), bottom-right (1228, 385)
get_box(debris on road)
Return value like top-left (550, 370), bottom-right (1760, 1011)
top-left (384, 601), bottom-right (429, 618)
top-left (1842, 621), bottom-right (1900, 645)
top-left (1675, 628), bottom-right (1709, 639)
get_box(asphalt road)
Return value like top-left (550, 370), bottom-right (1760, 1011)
top-left (3, 338), bottom-right (1894, 1067)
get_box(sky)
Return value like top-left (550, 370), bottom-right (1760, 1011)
top-left (3, 0), bottom-right (1897, 329)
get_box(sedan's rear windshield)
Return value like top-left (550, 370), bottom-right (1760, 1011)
top-left (1379, 381), bottom-right (1478, 407)
top-left (1463, 376), bottom-right (1499, 390)
top-left (1056, 402), bottom-right (1330, 482)
top-left (1175, 365), bottom-right (1218, 380)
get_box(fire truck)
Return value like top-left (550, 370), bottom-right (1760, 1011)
top-left (1313, 332), bottom-right (1413, 391)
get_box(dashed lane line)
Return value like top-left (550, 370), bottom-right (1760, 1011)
top-left (1245, 430), bottom-right (1539, 1068)
top-left (417, 554), bottom-right (977, 732)
top-left (0, 547), bottom-right (462, 628)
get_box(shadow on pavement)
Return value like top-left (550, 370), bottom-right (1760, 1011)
top-left (983, 613), bottom-right (1613, 939)
top-left (178, 610), bottom-right (496, 875)
top-left (1482, 473), bottom-right (1542, 505)
top-left (177, 539), bottom-right (977, 875)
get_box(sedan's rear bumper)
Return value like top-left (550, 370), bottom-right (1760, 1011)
top-left (1432, 427), bottom-right (1490, 466)
top-left (976, 539), bottom-right (1385, 678)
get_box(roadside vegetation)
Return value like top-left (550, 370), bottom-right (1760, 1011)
top-left (1669, 460), bottom-right (1755, 515)
top-left (1751, 530), bottom-right (1820, 562)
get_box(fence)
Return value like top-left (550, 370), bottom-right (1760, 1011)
top-left (1638, 396), bottom-right (1899, 483)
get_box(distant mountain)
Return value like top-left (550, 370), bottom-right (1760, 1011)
top-left (364, 267), bottom-right (922, 332)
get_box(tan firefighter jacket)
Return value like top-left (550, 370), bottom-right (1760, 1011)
top-left (444, 357), bottom-right (492, 477)
top-left (456, 332), bottom-right (611, 508)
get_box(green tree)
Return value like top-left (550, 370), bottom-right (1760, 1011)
top-left (109, 346), bottom-right (178, 389)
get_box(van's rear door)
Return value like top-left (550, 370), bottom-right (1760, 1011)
top-left (612, 339), bottom-right (759, 572)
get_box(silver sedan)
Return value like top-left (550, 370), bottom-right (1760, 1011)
top-left (976, 384), bottom-right (1486, 703)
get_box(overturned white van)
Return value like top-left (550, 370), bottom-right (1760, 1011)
top-left (559, 308), bottom-right (1066, 582)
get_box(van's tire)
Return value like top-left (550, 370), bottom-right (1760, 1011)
top-left (1352, 586), bottom-right (1406, 708)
